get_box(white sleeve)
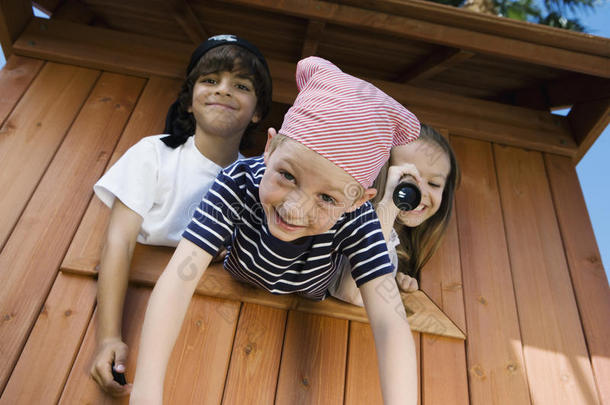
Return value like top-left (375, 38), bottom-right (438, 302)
top-left (93, 139), bottom-right (159, 218)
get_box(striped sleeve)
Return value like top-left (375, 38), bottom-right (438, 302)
top-left (182, 169), bottom-right (242, 257)
top-left (337, 204), bottom-right (394, 287)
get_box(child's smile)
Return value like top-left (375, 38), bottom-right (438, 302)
top-left (189, 69), bottom-right (259, 139)
top-left (259, 136), bottom-right (370, 242)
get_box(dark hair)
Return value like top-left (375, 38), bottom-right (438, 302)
top-left (375, 124), bottom-right (461, 280)
top-left (165, 44), bottom-right (272, 148)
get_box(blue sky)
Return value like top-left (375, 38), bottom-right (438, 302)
top-left (1, 5), bottom-right (609, 280)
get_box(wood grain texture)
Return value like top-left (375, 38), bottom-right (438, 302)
top-left (0, 273), bottom-right (96, 405)
top-left (0, 62), bottom-right (99, 250)
top-left (11, 18), bottom-right (579, 157)
top-left (451, 136), bottom-right (531, 405)
top-left (222, 303), bottom-right (287, 404)
top-left (61, 76), bottom-right (180, 273)
top-left (345, 322), bottom-right (421, 405)
top-left (275, 311), bottom-right (348, 404)
top-left (59, 286), bottom-right (239, 404)
top-left (495, 144), bottom-right (600, 404)
top-left (0, 55), bottom-right (43, 127)
top-left (62, 244), bottom-right (464, 338)
top-left (544, 153), bottom-right (610, 404)
top-left (0, 72), bottom-right (144, 392)
top-left (420, 197), bottom-right (469, 405)
top-left (220, 0), bottom-right (609, 78)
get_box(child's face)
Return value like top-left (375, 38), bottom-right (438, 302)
top-left (260, 136), bottom-right (375, 242)
top-left (189, 69), bottom-right (260, 138)
top-left (392, 139), bottom-right (450, 227)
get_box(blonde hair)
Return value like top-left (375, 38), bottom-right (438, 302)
top-left (372, 124), bottom-right (461, 280)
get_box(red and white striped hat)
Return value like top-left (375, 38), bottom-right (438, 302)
top-left (279, 56), bottom-right (420, 188)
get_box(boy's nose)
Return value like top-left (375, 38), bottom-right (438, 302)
top-left (215, 79), bottom-right (232, 95)
top-left (283, 191), bottom-right (314, 223)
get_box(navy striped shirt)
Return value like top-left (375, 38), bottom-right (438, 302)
top-left (183, 157), bottom-right (394, 300)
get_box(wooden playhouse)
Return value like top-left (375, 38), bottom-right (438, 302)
top-left (0, 0), bottom-right (609, 404)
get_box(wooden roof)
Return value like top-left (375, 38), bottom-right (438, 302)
top-left (1, 0), bottom-right (609, 160)
top-left (0, 1), bottom-right (609, 404)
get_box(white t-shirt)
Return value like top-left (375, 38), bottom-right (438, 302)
top-left (94, 135), bottom-right (242, 247)
top-left (328, 228), bottom-right (400, 306)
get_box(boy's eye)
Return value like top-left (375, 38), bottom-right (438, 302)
top-left (280, 171), bottom-right (295, 182)
top-left (320, 194), bottom-right (336, 205)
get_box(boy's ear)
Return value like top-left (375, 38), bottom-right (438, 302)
top-left (263, 127), bottom-right (277, 163)
top-left (346, 188), bottom-right (377, 213)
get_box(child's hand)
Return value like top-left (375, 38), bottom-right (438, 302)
top-left (90, 337), bottom-right (132, 396)
top-left (396, 272), bottom-right (419, 293)
top-left (381, 163), bottom-right (423, 206)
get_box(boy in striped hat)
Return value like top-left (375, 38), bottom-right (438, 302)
top-left (131, 57), bottom-right (420, 405)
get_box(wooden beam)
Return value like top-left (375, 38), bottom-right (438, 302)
top-left (0, 0), bottom-right (32, 58)
top-left (397, 47), bottom-right (474, 83)
top-left (167, 0), bottom-right (208, 45)
top-left (222, 0), bottom-right (610, 78)
top-left (508, 76), bottom-right (610, 110)
top-left (569, 98), bottom-right (610, 162)
top-left (52, 0), bottom-right (96, 25)
top-left (301, 19), bottom-right (325, 58)
top-left (12, 17), bottom-right (578, 156)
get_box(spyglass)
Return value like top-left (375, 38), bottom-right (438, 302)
top-left (392, 177), bottom-right (421, 211)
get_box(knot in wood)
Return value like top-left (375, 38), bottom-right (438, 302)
top-left (64, 310), bottom-right (72, 317)
top-left (302, 377), bottom-right (310, 387)
top-left (506, 363), bottom-right (518, 374)
top-left (244, 344), bottom-right (253, 355)
top-left (470, 365), bottom-right (486, 380)
top-left (195, 319), bottom-right (203, 328)
top-left (477, 296), bottom-right (488, 305)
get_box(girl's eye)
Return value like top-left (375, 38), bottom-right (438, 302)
top-left (429, 182), bottom-right (442, 189)
top-left (280, 171), bottom-right (295, 182)
top-left (320, 194), bottom-right (336, 205)
top-left (200, 77), bottom-right (216, 84)
top-left (236, 83), bottom-right (251, 91)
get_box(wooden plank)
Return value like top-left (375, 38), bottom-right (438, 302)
top-left (345, 322), bottom-right (421, 405)
top-left (569, 98), bottom-right (610, 162)
top-left (61, 76), bottom-right (180, 273)
top-left (544, 153), bottom-right (610, 404)
top-left (12, 17), bottom-right (579, 156)
top-left (222, 303), bottom-right (287, 404)
top-left (0, 0), bottom-right (32, 58)
top-left (53, 0), bottom-right (96, 25)
top-left (0, 273), bottom-right (97, 405)
top-left (167, 0), bottom-right (208, 44)
top-left (221, 0), bottom-right (610, 78)
top-left (494, 144), bottom-right (601, 404)
top-left (451, 136), bottom-right (531, 404)
top-left (62, 244), bottom-right (465, 339)
top-left (0, 62), bottom-right (99, 251)
top-left (275, 311), bottom-right (348, 404)
top-left (397, 48), bottom-right (474, 83)
top-left (342, 0), bottom-right (609, 58)
top-left (0, 72), bottom-right (144, 392)
top-left (301, 19), bottom-right (325, 58)
top-left (419, 196), bottom-right (469, 405)
top-left (163, 298), bottom-right (240, 404)
top-left (59, 286), bottom-right (240, 404)
top-left (0, 55), bottom-right (43, 127)
top-left (14, 17), bottom-right (192, 79)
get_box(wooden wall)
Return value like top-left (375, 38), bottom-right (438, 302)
top-left (0, 55), bottom-right (608, 404)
